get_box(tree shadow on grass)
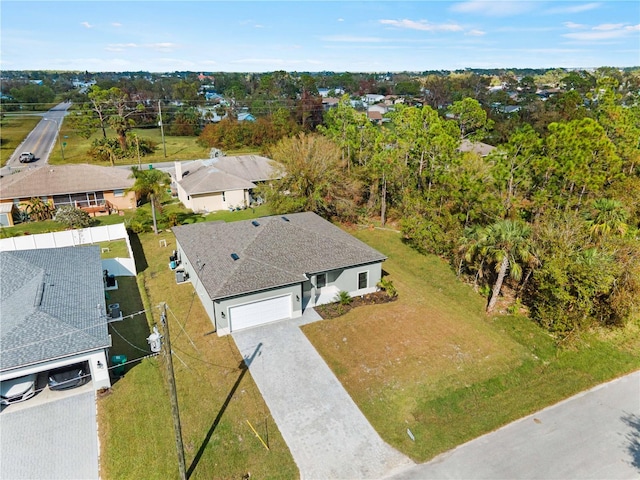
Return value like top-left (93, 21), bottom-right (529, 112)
top-left (622, 412), bottom-right (640, 472)
top-left (187, 343), bottom-right (262, 479)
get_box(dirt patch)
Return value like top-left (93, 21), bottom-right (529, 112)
top-left (314, 291), bottom-right (398, 320)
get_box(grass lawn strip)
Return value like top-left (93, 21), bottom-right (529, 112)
top-left (98, 229), bottom-right (297, 479)
top-left (302, 227), bottom-right (640, 462)
top-left (0, 115), bottom-right (42, 165)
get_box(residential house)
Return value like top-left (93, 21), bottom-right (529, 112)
top-left (0, 164), bottom-right (136, 226)
top-left (170, 155), bottom-right (277, 213)
top-left (172, 212), bottom-right (386, 335)
top-left (459, 139), bottom-right (496, 157)
top-left (0, 246), bottom-right (112, 392)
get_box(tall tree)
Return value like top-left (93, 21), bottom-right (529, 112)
top-left (468, 219), bottom-right (536, 313)
top-left (128, 168), bottom-right (169, 234)
top-left (256, 133), bottom-right (361, 220)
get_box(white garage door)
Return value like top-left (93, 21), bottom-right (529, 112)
top-left (229, 295), bottom-right (292, 331)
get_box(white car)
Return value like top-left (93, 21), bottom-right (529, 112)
top-left (19, 152), bottom-right (36, 163)
top-left (0, 374), bottom-right (37, 405)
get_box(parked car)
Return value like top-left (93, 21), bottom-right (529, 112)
top-left (19, 152), bottom-right (35, 163)
top-left (48, 362), bottom-right (90, 391)
top-left (0, 374), bottom-right (37, 405)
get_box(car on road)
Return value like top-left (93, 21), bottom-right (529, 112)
top-left (19, 152), bottom-right (36, 163)
top-left (0, 374), bottom-right (37, 405)
top-left (48, 362), bottom-right (91, 391)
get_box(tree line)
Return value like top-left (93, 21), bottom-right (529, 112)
top-left (257, 77), bottom-right (640, 336)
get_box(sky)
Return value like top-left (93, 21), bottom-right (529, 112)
top-left (1, 1), bottom-right (639, 73)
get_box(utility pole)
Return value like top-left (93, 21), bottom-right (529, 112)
top-left (158, 100), bottom-right (167, 158)
top-left (160, 303), bottom-right (187, 480)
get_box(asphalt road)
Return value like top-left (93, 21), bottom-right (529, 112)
top-left (387, 370), bottom-right (640, 480)
top-left (1, 101), bottom-right (70, 176)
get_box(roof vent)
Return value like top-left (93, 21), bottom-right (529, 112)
top-left (231, 253), bottom-right (240, 261)
top-left (34, 282), bottom-right (45, 307)
top-left (251, 220), bottom-right (260, 227)
top-left (281, 216), bottom-right (289, 222)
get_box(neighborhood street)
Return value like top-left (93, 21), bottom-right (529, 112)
top-left (1, 101), bottom-right (70, 177)
top-left (387, 370), bottom-right (640, 480)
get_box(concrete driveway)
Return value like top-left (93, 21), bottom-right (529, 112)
top-left (232, 309), bottom-right (413, 480)
top-left (387, 370), bottom-right (640, 480)
top-left (0, 389), bottom-right (98, 479)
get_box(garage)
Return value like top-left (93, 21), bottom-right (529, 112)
top-left (229, 295), bottom-right (292, 331)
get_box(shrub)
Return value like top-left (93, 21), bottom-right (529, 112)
top-left (54, 205), bottom-right (91, 228)
top-left (377, 278), bottom-right (398, 298)
top-left (334, 290), bottom-right (352, 305)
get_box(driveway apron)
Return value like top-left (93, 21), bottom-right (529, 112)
top-left (233, 311), bottom-right (413, 480)
top-left (0, 391), bottom-right (98, 479)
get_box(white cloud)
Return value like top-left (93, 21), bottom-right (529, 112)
top-left (337, 18), bottom-right (344, 22)
top-left (379, 19), bottom-right (463, 32)
top-left (564, 22), bottom-right (587, 29)
top-left (450, 1), bottom-right (536, 17)
top-left (321, 35), bottom-right (385, 43)
top-left (466, 29), bottom-right (486, 36)
top-left (545, 2), bottom-right (601, 14)
top-left (111, 22), bottom-right (122, 28)
top-left (105, 43), bottom-right (138, 52)
top-left (148, 42), bottom-right (178, 52)
top-left (593, 23), bottom-right (625, 31)
top-left (80, 21), bottom-right (93, 29)
top-left (563, 23), bottom-right (640, 41)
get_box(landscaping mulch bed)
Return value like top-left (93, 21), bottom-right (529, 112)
top-left (314, 290), bottom-right (398, 320)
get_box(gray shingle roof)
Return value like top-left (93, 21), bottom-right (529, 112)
top-left (172, 212), bottom-right (386, 300)
top-left (173, 155), bottom-right (277, 196)
top-left (0, 164), bottom-right (134, 200)
top-left (0, 247), bottom-right (110, 371)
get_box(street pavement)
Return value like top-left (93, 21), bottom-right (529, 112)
top-left (232, 308), bottom-right (414, 480)
top-left (387, 370), bottom-right (640, 480)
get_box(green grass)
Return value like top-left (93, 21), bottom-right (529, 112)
top-left (97, 240), bottom-right (129, 259)
top-left (303, 227), bottom-right (640, 462)
top-left (98, 227), bottom-right (298, 479)
top-left (48, 125), bottom-right (224, 165)
top-left (0, 115), bottom-right (43, 166)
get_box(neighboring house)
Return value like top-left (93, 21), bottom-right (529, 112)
top-left (367, 110), bottom-right (384, 125)
top-left (172, 212), bottom-right (386, 335)
top-left (0, 246), bottom-right (112, 391)
top-left (237, 112), bottom-right (256, 122)
top-left (459, 139), bottom-right (496, 157)
top-left (170, 155), bottom-right (277, 213)
top-left (368, 104), bottom-right (388, 115)
top-left (0, 164), bottom-right (136, 226)
top-left (322, 97), bottom-right (341, 111)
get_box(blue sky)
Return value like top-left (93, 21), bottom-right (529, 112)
top-left (2, 1), bottom-right (638, 72)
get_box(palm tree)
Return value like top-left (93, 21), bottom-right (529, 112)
top-left (482, 219), bottom-right (536, 313)
top-left (587, 198), bottom-right (628, 239)
top-left (128, 167), bottom-right (168, 234)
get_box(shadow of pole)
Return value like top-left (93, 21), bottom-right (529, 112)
top-left (187, 342), bottom-right (262, 479)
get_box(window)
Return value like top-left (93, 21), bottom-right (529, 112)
top-left (113, 189), bottom-right (124, 197)
top-left (316, 273), bottom-right (326, 289)
top-left (358, 271), bottom-right (368, 290)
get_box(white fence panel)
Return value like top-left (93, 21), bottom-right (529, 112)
top-left (0, 223), bottom-right (136, 276)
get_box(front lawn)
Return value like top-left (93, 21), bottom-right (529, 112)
top-left (302, 227), bottom-right (640, 462)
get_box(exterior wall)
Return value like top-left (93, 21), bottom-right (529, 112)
top-left (305, 262), bottom-right (382, 305)
top-left (214, 284), bottom-right (302, 335)
top-left (174, 240), bottom-right (216, 326)
top-left (176, 183), bottom-right (193, 210)
top-left (188, 189), bottom-right (247, 213)
top-left (103, 190), bottom-right (136, 210)
top-left (177, 181), bottom-right (249, 213)
top-left (0, 349), bottom-right (111, 391)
